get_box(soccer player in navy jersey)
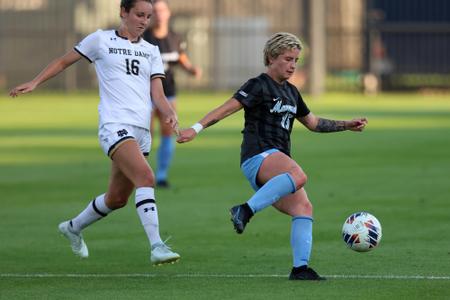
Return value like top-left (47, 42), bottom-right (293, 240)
top-left (9, 0), bottom-right (180, 265)
top-left (143, 0), bottom-right (202, 188)
top-left (177, 32), bottom-right (368, 280)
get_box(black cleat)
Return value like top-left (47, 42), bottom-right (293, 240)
top-left (156, 180), bottom-right (170, 188)
top-left (289, 266), bottom-right (326, 281)
top-left (229, 203), bottom-right (253, 234)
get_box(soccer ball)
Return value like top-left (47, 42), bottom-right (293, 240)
top-left (342, 212), bottom-right (382, 252)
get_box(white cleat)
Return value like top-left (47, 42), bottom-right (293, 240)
top-left (150, 242), bottom-right (180, 266)
top-left (58, 221), bottom-right (89, 258)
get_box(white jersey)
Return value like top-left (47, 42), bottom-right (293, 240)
top-left (75, 29), bottom-right (165, 130)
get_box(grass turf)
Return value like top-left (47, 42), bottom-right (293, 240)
top-left (0, 91), bottom-right (449, 299)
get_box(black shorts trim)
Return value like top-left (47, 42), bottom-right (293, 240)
top-left (136, 199), bottom-right (156, 208)
top-left (107, 136), bottom-right (135, 158)
top-left (74, 47), bottom-right (93, 63)
top-left (92, 199), bottom-right (108, 217)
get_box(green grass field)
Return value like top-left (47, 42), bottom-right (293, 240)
top-left (1, 91), bottom-right (449, 299)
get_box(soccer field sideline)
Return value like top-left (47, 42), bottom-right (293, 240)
top-left (1, 273), bottom-right (449, 280)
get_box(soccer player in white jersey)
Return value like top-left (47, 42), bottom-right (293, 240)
top-left (9, 0), bottom-right (180, 265)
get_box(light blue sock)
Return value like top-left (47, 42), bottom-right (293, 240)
top-left (156, 136), bottom-right (174, 182)
top-left (246, 173), bottom-right (296, 213)
top-left (291, 216), bottom-right (313, 267)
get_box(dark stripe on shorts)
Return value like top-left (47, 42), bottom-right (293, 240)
top-left (107, 136), bottom-right (134, 157)
top-left (74, 47), bottom-right (93, 63)
top-left (92, 199), bottom-right (108, 217)
top-left (136, 199), bottom-right (156, 208)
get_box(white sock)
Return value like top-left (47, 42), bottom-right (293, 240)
top-left (70, 194), bottom-right (112, 234)
top-left (135, 187), bottom-right (162, 247)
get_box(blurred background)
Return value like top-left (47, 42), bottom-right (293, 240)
top-left (0, 0), bottom-right (449, 94)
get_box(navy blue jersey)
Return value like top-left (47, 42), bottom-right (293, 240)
top-left (234, 73), bottom-right (310, 164)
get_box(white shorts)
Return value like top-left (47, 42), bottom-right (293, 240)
top-left (98, 123), bottom-right (151, 158)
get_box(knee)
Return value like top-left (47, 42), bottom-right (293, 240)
top-left (161, 126), bottom-right (174, 137)
top-left (288, 167), bottom-right (307, 190)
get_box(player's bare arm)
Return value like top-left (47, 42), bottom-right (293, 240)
top-left (9, 50), bottom-right (81, 97)
top-left (179, 53), bottom-right (202, 78)
top-left (298, 112), bottom-right (368, 132)
top-left (151, 77), bottom-right (179, 132)
top-left (199, 97), bottom-right (243, 129)
top-left (176, 97), bottom-right (243, 143)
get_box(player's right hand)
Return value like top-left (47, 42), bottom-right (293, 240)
top-left (9, 81), bottom-right (37, 98)
top-left (176, 128), bottom-right (197, 143)
top-left (347, 117), bottom-right (368, 132)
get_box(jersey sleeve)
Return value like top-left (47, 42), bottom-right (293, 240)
top-left (233, 78), bottom-right (263, 108)
top-left (74, 30), bottom-right (102, 63)
top-left (150, 46), bottom-right (166, 79)
top-left (295, 89), bottom-right (310, 117)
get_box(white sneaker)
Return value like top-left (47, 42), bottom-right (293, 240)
top-left (58, 221), bottom-right (89, 258)
top-left (150, 242), bottom-right (180, 265)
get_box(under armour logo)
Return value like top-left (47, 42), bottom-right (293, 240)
top-left (110, 37), bottom-right (117, 41)
top-left (144, 207), bottom-right (155, 213)
top-left (117, 129), bottom-right (128, 137)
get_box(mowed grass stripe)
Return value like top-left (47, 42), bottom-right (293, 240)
top-left (1, 273), bottom-right (449, 280)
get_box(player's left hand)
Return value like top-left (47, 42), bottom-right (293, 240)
top-left (346, 117), bottom-right (368, 131)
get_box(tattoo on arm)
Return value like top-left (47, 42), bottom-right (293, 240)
top-left (315, 118), bottom-right (347, 132)
top-left (204, 119), bottom-right (219, 129)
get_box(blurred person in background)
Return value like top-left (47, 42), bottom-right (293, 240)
top-left (177, 32), bottom-right (368, 280)
top-left (143, 0), bottom-right (202, 188)
top-left (9, 0), bottom-right (181, 266)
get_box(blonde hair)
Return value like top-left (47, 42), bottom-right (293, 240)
top-left (263, 32), bottom-right (302, 66)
